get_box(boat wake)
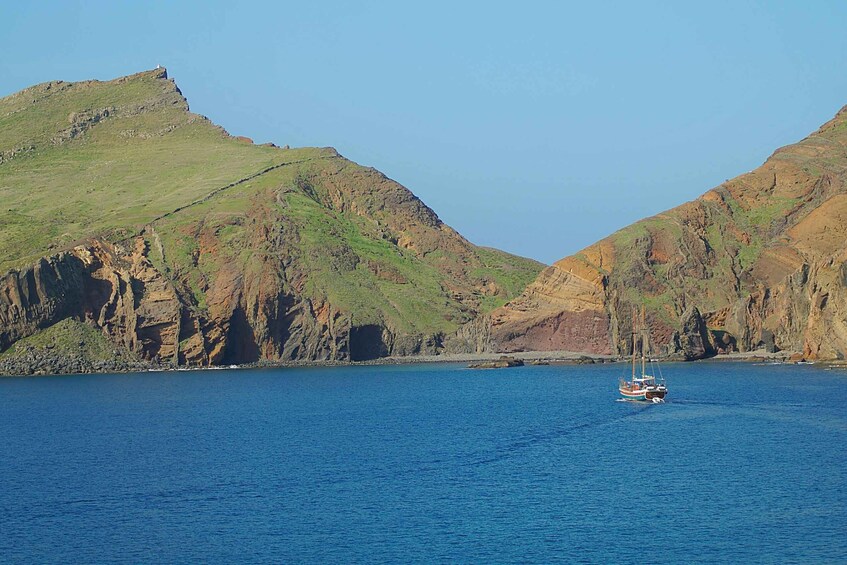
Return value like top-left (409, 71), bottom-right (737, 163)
top-left (460, 403), bottom-right (659, 468)
top-left (670, 398), bottom-right (809, 409)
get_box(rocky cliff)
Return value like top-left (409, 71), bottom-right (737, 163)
top-left (0, 69), bottom-right (542, 371)
top-left (491, 105), bottom-right (847, 360)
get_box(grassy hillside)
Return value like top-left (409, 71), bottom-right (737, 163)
top-left (0, 69), bottom-right (283, 270)
top-left (0, 68), bottom-right (543, 363)
top-left (149, 152), bottom-right (541, 338)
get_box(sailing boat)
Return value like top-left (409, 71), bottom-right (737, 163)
top-left (619, 306), bottom-right (667, 402)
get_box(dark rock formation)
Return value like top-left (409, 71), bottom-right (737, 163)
top-left (669, 307), bottom-right (714, 360)
top-left (0, 254), bottom-right (87, 351)
top-left (468, 355), bottom-right (524, 369)
top-left (0, 344), bottom-right (152, 376)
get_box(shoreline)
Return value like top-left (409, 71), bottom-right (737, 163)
top-left (356, 349), bottom-right (803, 366)
top-left (1, 347), bottom-right (831, 378)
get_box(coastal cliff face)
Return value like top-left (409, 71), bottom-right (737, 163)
top-left (0, 69), bottom-right (542, 370)
top-left (491, 105), bottom-right (847, 360)
top-left (6, 67), bottom-right (845, 370)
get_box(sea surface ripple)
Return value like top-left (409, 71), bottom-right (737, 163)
top-left (1, 362), bottom-right (845, 563)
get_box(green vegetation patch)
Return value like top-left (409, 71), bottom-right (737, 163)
top-left (283, 190), bottom-right (463, 333)
top-left (0, 318), bottom-right (136, 362)
top-left (1, 69), bottom-right (547, 355)
top-left (471, 247), bottom-right (544, 311)
top-left (0, 70), bottom-right (298, 271)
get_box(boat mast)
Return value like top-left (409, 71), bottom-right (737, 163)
top-left (641, 305), bottom-right (647, 377)
top-left (631, 306), bottom-right (637, 380)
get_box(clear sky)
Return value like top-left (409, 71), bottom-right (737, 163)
top-left (3, 1), bottom-right (847, 264)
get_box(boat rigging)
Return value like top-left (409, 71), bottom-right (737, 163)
top-left (619, 306), bottom-right (668, 402)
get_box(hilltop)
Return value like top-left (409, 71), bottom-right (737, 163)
top-left (490, 105), bottom-right (847, 360)
top-left (0, 68), bottom-right (542, 371)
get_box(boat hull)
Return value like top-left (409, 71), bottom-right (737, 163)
top-left (619, 387), bottom-right (667, 401)
top-left (645, 389), bottom-right (667, 400)
top-left (619, 388), bottom-right (648, 401)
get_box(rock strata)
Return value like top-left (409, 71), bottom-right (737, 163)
top-left (491, 104), bottom-right (847, 361)
top-left (668, 307), bottom-right (715, 360)
top-left (0, 68), bottom-right (543, 373)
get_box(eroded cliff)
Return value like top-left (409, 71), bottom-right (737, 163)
top-left (0, 69), bottom-right (542, 371)
top-left (491, 105), bottom-right (847, 360)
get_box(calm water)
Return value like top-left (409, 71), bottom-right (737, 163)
top-left (1, 362), bottom-right (846, 563)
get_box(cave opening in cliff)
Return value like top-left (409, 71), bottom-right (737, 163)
top-left (349, 325), bottom-right (389, 361)
top-left (222, 306), bottom-right (260, 364)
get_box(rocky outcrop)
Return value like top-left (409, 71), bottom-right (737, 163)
top-left (0, 344), bottom-right (151, 376)
top-left (491, 104), bottom-right (847, 360)
top-left (668, 307), bottom-right (714, 360)
top-left (0, 254), bottom-right (88, 351)
top-left (447, 316), bottom-right (495, 354)
top-left (468, 355), bottom-right (524, 369)
top-left (490, 255), bottom-right (612, 354)
top-left (0, 240), bottom-right (179, 362)
top-left (0, 235), bottom-right (355, 366)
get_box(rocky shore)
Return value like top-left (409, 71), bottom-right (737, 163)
top-left (0, 346), bottom-right (154, 377)
top-left (0, 343), bottom-right (822, 378)
top-left (468, 356), bottom-right (525, 369)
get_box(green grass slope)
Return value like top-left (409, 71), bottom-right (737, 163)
top-left (0, 318), bottom-right (133, 362)
top-left (0, 69), bottom-right (283, 270)
top-left (0, 68), bottom-right (543, 357)
top-left (149, 152), bottom-right (542, 338)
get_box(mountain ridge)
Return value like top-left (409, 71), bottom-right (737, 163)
top-left (489, 102), bottom-right (847, 360)
top-left (0, 68), bottom-right (543, 372)
top-left (5, 67), bottom-right (845, 372)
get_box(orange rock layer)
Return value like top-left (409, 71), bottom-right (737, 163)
top-left (491, 105), bottom-right (847, 360)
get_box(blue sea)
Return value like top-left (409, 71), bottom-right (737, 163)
top-left (1, 361), bottom-right (846, 563)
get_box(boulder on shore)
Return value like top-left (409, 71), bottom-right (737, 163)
top-left (468, 355), bottom-right (524, 369)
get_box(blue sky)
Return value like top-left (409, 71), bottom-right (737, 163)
top-left (3, 1), bottom-right (847, 264)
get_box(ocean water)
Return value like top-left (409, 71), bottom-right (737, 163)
top-left (1, 361), bottom-right (845, 563)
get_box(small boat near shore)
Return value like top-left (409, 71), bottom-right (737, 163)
top-left (619, 307), bottom-right (667, 402)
